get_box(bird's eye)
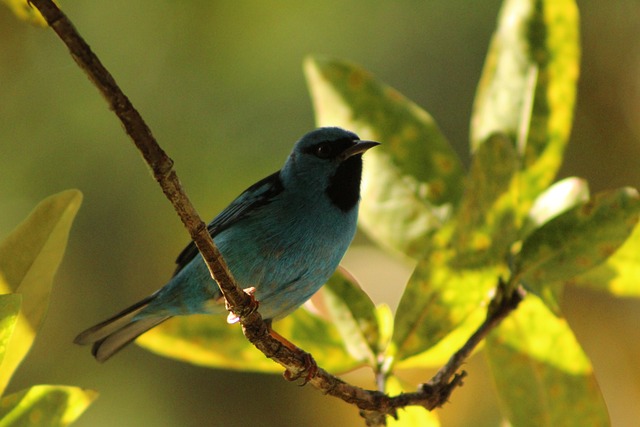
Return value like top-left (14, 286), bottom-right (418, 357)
top-left (315, 143), bottom-right (333, 159)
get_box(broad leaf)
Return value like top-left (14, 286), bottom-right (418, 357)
top-left (514, 187), bottom-right (640, 305)
top-left (0, 190), bottom-right (83, 394)
top-left (486, 296), bottom-right (609, 426)
top-left (0, 294), bottom-right (21, 369)
top-left (471, 0), bottom-right (580, 211)
top-left (137, 306), bottom-right (359, 374)
top-left (305, 56), bottom-right (465, 258)
top-left (0, 385), bottom-right (97, 426)
top-left (524, 177), bottom-right (589, 235)
top-left (321, 268), bottom-right (379, 365)
top-left (392, 249), bottom-right (501, 362)
top-left (1, 0), bottom-right (48, 26)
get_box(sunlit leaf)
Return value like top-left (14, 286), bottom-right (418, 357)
top-left (471, 0), bottom-right (580, 210)
top-left (0, 385), bottom-right (97, 427)
top-left (0, 190), bottom-right (83, 395)
top-left (392, 249), bottom-right (502, 361)
top-left (0, 0), bottom-right (49, 26)
top-left (305, 56), bottom-right (465, 258)
top-left (0, 294), bottom-right (21, 368)
top-left (449, 133), bottom-right (519, 268)
top-left (486, 296), bottom-right (609, 427)
top-left (524, 177), bottom-right (589, 234)
top-left (322, 268), bottom-right (379, 365)
top-left (514, 188), bottom-right (640, 306)
top-left (385, 375), bottom-right (440, 427)
top-left (137, 306), bottom-right (359, 374)
top-left (569, 221), bottom-right (640, 297)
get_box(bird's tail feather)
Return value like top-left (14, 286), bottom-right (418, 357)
top-left (74, 295), bottom-right (171, 363)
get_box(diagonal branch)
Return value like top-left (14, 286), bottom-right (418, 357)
top-left (27, 1), bottom-right (524, 425)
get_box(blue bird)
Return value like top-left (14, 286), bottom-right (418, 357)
top-left (75, 127), bottom-right (378, 362)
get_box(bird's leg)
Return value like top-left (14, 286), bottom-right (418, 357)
top-left (265, 319), bottom-right (318, 385)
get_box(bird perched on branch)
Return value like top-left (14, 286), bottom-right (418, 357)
top-left (75, 127), bottom-right (378, 362)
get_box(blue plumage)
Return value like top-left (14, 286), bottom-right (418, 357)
top-left (75, 127), bottom-right (378, 362)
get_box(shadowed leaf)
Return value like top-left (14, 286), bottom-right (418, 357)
top-left (0, 385), bottom-right (97, 426)
top-left (0, 190), bottom-right (83, 394)
top-left (305, 56), bottom-right (465, 258)
top-left (486, 296), bottom-right (609, 427)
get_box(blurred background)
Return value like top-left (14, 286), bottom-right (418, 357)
top-left (1, 1), bottom-right (640, 426)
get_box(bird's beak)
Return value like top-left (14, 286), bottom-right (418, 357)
top-left (338, 140), bottom-right (380, 161)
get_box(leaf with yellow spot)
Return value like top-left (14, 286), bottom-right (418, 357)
top-left (471, 0), bottom-right (580, 213)
top-left (0, 190), bottom-right (83, 395)
top-left (0, 294), bottom-right (21, 368)
top-left (0, 385), bottom-right (97, 426)
top-left (514, 187), bottom-right (640, 309)
top-left (485, 295), bottom-right (609, 427)
top-left (305, 56), bottom-right (465, 259)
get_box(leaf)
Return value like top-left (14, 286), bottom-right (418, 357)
top-left (305, 56), bottom-right (465, 258)
top-left (137, 306), bottom-right (359, 374)
top-left (321, 268), bottom-right (379, 365)
top-left (471, 0), bottom-right (580, 206)
top-left (0, 385), bottom-right (97, 427)
top-left (392, 249), bottom-right (502, 362)
top-left (385, 376), bottom-right (440, 427)
top-left (449, 132), bottom-right (520, 268)
top-left (514, 188), bottom-right (640, 305)
top-left (1, 0), bottom-right (49, 26)
top-left (569, 221), bottom-right (640, 297)
top-left (0, 294), bottom-right (22, 369)
top-left (485, 296), bottom-right (609, 427)
top-left (524, 177), bottom-right (589, 233)
top-left (0, 190), bottom-right (83, 395)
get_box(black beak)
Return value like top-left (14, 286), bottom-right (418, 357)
top-left (338, 140), bottom-right (380, 161)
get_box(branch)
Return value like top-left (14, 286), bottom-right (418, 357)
top-left (28, 1), bottom-right (524, 424)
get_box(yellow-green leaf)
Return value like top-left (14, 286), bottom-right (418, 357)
top-left (0, 190), bottom-right (83, 395)
top-left (137, 306), bottom-right (359, 374)
top-left (0, 294), bottom-right (22, 369)
top-left (1, 0), bottom-right (49, 26)
top-left (305, 56), bottom-right (465, 258)
top-left (392, 249), bottom-right (502, 362)
top-left (485, 296), bottom-right (609, 427)
top-left (471, 0), bottom-right (580, 208)
top-left (569, 221), bottom-right (640, 297)
top-left (524, 177), bottom-right (590, 234)
top-left (322, 268), bottom-right (379, 365)
top-left (0, 385), bottom-right (97, 427)
top-left (514, 187), bottom-right (640, 306)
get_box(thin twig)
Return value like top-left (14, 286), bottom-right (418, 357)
top-left (28, 0), bottom-right (524, 423)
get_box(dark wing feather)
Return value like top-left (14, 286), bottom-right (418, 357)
top-left (173, 171), bottom-right (284, 276)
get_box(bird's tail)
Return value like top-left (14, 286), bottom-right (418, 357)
top-left (74, 295), bottom-right (171, 363)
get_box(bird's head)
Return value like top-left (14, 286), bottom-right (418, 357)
top-left (281, 127), bottom-right (379, 212)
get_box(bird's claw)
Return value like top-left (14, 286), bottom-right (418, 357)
top-left (226, 287), bottom-right (259, 324)
top-left (283, 352), bottom-right (318, 386)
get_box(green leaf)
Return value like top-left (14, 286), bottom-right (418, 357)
top-left (514, 188), bottom-right (640, 304)
top-left (0, 190), bottom-right (83, 395)
top-left (385, 376), bottom-right (440, 427)
top-left (305, 56), bottom-right (465, 258)
top-left (449, 133), bottom-right (519, 268)
top-left (0, 0), bottom-right (49, 26)
top-left (137, 306), bottom-right (359, 374)
top-left (471, 0), bottom-right (580, 209)
top-left (524, 177), bottom-right (589, 234)
top-left (569, 221), bottom-right (640, 297)
top-left (485, 296), bottom-right (609, 427)
top-left (0, 385), bottom-right (97, 427)
top-left (321, 268), bottom-right (379, 365)
top-left (392, 249), bottom-right (501, 362)
top-left (0, 294), bottom-right (22, 369)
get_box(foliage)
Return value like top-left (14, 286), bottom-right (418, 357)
top-left (0, 190), bottom-right (96, 426)
top-left (138, 0), bottom-right (640, 425)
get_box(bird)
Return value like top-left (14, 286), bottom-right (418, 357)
top-left (74, 127), bottom-right (378, 362)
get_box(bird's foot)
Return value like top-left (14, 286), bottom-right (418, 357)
top-left (226, 287), bottom-right (259, 324)
top-left (268, 326), bottom-right (317, 385)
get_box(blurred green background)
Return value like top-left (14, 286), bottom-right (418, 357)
top-left (1, 1), bottom-right (640, 426)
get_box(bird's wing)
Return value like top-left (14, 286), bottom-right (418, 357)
top-left (172, 171), bottom-right (284, 276)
